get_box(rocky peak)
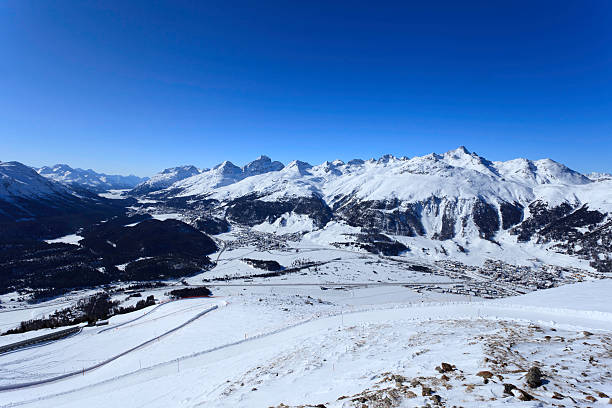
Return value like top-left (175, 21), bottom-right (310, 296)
top-left (1, 161), bottom-right (69, 199)
top-left (214, 161), bottom-right (242, 176)
top-left (284, 160), bottom-right (313, 175)
top-left (242, 155), bottom-right (284, 176)
top-left (347, 159), bottom-right (365, 166)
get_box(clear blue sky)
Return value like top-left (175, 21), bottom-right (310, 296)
top-left (1, 1), bottom-right (611, 176)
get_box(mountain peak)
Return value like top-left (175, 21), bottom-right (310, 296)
top-left (215, 160), bottom-right (237, 168)
top-left (37, 163), bottom-right (147, 192)
top-left (377, 154), bottom-right (397, 164)
top-left (243, 155), bottom-right (284, 176)
top-left (284, 160), bottom-right (312, 175)
top-left (1, 160), bottom-right (69, 200)
top-left (160, 165), bottom-right (199, 174)
top-left (213, 161), bottom-right (242, 177)
top-left (587, 172), bottom-right (612, 181)
top-left (131, 165), bottom-right (200, 195)
top-left (347, 159), bottom-right (365, 166)
top-left (445, 146), bottom-right (472, 157)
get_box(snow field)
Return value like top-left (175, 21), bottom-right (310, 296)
top-left (0, 280), bottom-right (610, 407)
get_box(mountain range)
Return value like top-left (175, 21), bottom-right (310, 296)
top-left (1, 147), bottom-right (611, 272)
top-left (37, 164), bottom-right (147, 192)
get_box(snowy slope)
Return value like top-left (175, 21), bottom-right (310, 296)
top-left (156, 147), bottom-right (604, 208)
top-left (37, 164), bottom-right (146, 192)
top-left (1, 161), bottom-right (71, 200)
top-left (0, 280), bottom-right (610, 407)
top-left (168, 155), bottom-right (285, 197)
top-left (0, 161), bottom-right (125, 223)
top-left (130, 165), bottom-right (202, 195)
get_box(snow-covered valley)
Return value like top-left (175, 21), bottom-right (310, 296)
top-left (1, 227), bottom-right (611, 407)
top-left (1, 148), bottom-right (611, 407)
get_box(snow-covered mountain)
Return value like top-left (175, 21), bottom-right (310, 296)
top-left (152, 147), bottom-right (595, 204)
top-left (131, 147), bottom-right (612, 271)
top-left (162, 155), bottom-right (285, 196)
top-left (38, 164), bottom-right (146, 192)
top-left (130, 165), bottom-right (202, 195)
top-left (587, 172), bottom-right (612, 181)
top-left (0, 161), bottom-right (122, 223)
top-left (1, 161), bottom-right (73, 201)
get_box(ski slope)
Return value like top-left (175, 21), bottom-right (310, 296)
top-left (0, 280), bottom-right (610, 407)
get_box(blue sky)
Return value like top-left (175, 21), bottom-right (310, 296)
top-left (1, 1), bottom-right (611, 176)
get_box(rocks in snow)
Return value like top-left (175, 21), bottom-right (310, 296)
top-left (525, 366), bottom-right (543, 388)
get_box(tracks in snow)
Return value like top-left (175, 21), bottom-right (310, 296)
top-left (4, 299), bottom-right (611, 406)
top-left (0, 303), bottom-right (220, 392)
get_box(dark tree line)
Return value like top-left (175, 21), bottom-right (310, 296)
top-left (0, 217), bottom-right (217, 296)
top-left (3, 292), bottom-right (156, 335)
top-left (168, 287), bottom-right (212, 299)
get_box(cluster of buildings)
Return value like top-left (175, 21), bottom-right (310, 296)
top-left (428, 259), bottom-right (603, 299)
top-left (224, 228), bottom-right (301, 251)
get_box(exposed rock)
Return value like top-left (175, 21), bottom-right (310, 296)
top-left (476, 371), bottom-right (494, 379)
top-left (525, 366), bottom-right (543, 388)
top-left (435, 362), bottom-right (454, 374)
top-left (130, 165), bottom-right (200, 196)
top-left (421, 386), bottom-right (433, 396)
top-left (503, 383), bottom-right (517, 395)
top-left (511, 388), bottom-right (534, 401)
top-left (552, 391), bottom-right (565, 399)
